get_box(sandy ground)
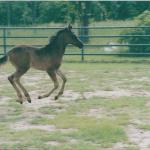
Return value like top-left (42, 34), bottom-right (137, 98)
top-left (5, 89), bottom-right (149, 150)
top-left (0, 70), bottom-right (150, 149)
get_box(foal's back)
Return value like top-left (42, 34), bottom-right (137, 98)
top-left (8, 45), bottom-right (57, 71)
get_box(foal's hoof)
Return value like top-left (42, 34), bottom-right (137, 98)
top-left (27, 99), bottom-right (31, 103)
top-left (26, 97), bottom-right (31, 103)
top-left (16, 100), bottom-right (23, 104)
top-left (54, 96), bottom-right (58, 100)
top-left (38, 96), bottom-right (42, 99)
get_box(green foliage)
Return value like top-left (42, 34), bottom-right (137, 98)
top-left (38, 2), bottom-right (69, 23)
top-left (0, 1), bottom-right (149, 26)
top-left (120, 11), bottom-right (150, 53)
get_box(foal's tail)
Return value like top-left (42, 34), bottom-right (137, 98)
top-left (0, 55), bottom-right (8, 65)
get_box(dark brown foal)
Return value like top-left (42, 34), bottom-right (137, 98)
top-left (0, 24), bottom-right (83, 104)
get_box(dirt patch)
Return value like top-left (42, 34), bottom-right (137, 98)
top-left (127, 125), bottom-right (150, 150)
top-left (80, 77), bottom-right (88, 81)
top-left (47, 137), bottom-right (78, 146)
top-left (23, 74), bottom-right (45, 82)
top-left (11, 118), bottom-right (78, 133)
top-left (0, 96), bottom-right (11, 104)
top-left (87, 108), bottom-right (106, 118)
top-left (0, 72), bottom-right (8, 81)
top-left (24, 89), bottom-right (150, 103)
top-left (61, 90), bottom-right (81, 101)
top-left (133, 77), bottom-right (150, 82)
top-left (12, 97), bottom-right (55, 131)
top-left (68, 70), bottom-right (76, 73)
top-left (59, 128), bottom-right (78, 133)
top-left (69, 138), bottom-right (78, 144)
top-left (9, 90), bottom-right (78, 132)
top-left (11, 120), bottom-right (56, 131)
top-left (84, 90), bottom-right (132, 99)
top-left (106, 142), bottom-right (132, 150)
top-left (84, 89), bottom-right (150, 99)
top-left (146, 100), bottom-right (150, 107)
top-left (78, 108), bottom-right (106, 119)
top-left (46, 141), bottom-right (59, 146)
top-left (24, 90), bottom-right (64, 110)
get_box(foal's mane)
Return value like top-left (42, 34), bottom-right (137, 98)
top-left (49, 29), bottom-right (65, 46)
top-left (37, 28), bottom-right (66, 56)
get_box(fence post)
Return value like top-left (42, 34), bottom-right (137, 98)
top-left (3, 28), bottom-right (7, 55)
top-left (81, 47), bottom-right (84, 61)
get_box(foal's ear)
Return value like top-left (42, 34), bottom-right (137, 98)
top-left (68, 24), bottom-right (72, 30)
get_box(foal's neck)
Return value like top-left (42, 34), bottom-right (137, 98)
top-left (46, 34), bottom-right (67, 56)
top-left (57, 35), bottom-right (67, 54)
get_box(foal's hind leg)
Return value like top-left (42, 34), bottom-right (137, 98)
top-left (8, 71), bottom-right (24, 104)
top-left (38, 70), bottom-right (59, 99)
top-left (8, 69), bottom-right (30, 104)
top-left (55, 70), bottom-right (67, 100)
top-left (15, 69), bottom-right (31, 103)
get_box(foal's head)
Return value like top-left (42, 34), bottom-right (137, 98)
top-left (62, 24), bottom-right (83, 49)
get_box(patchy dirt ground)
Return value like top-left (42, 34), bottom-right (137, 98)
top-left (127, 125), bottom-right (150, 150)
top-left (0, 63), bottom-right (150, 150)
top-left (5, 88), bottom-right (149, 150)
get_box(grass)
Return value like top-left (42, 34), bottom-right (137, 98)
top-left (95, 97), bottom-right (148, 110)
top-left (0, 61), bottom-right (150, 149)
top-left (138, 124), bottom-right (150, 130)
top-left (0, 129), bottom-right (69, 150)
top-left (39, 105), bottom-right (64, 115)
top-left (30, 114), bottom-right (127, 147)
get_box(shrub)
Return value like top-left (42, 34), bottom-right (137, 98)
top-left (119, 10), bottom-right (150, 54)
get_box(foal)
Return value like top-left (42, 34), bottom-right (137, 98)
top-left (0, 25), bottom-right (83, 104)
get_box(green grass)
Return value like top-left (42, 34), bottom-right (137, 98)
top-left (0, 129), bottom-right (69, 150)
top-left (31, 114), bottom-right (127, 147)
top-left (0, 62), bottom-right (150, 149)
top-left (138, 124), bottom-right (150, 130)
top-left (95, 97), bottom-right (148, 110)
top-left (38, 105), bottom-right (64, 115)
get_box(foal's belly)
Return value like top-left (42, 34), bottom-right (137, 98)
top-left (30, 54), bottom-right (61, 71)
top-left (30, 57), bottom-right (51, 71)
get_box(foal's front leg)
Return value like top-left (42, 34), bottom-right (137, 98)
top-left (38, 70), bottom-right (59, 99)
top-left (55, 69), bottom-right (67, 100)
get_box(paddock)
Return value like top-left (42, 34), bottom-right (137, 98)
top-left (0, 62), bottom-right (150, 150)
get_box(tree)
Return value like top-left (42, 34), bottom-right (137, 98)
top-left (0, 1), bottom-right (149, 26)
top-left (0, 2), bottom-right (8, 25)
top-left (38, 2), bottom-right (68, 23)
